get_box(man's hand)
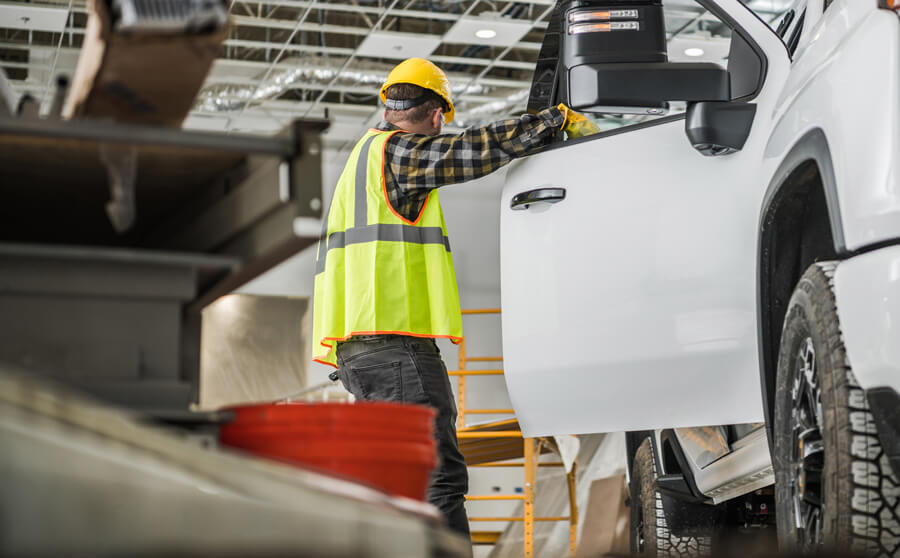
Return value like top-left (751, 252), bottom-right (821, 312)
top-left (557, 103), bottom-right (601, 139)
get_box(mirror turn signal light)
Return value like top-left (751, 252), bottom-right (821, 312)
top-left (568, 9), bottom-right (639, 23)
top-left (880, 0), bottom-right (900, 9)
top-left (568, 21), bottom-right (640, 34)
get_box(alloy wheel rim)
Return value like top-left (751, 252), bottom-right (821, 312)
top-left (790, 337), bottom-right (826, 550)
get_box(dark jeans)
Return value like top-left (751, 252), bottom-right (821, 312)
top-left (335, 334), bottom-right (470, 538)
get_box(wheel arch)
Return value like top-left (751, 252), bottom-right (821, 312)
top-left (757, 128), bottom-right (843, 451)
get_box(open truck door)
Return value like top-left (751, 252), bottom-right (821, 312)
top-left (500, 0), bottom-right (791, 436)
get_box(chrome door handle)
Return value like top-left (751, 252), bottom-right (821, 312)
top-left (510, 187), bottom-right (566, 210)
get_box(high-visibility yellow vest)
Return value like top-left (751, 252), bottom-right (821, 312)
top-left (312, 129), bottom-right (463, 367)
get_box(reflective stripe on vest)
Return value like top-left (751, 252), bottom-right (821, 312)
top-left (311, 129), bottom-right (463, 367)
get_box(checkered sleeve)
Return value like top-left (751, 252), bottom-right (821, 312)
top-left (383, 106), bottom-right (565, 216)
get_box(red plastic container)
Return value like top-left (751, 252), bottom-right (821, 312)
top-left (219, 401), bottom-right (437, 501)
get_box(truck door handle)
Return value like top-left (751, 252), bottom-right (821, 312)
top-left (510, 187), bottom-right (566, 210)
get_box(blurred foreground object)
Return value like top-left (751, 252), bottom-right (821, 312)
top-left (0, 368), bottom-right (470, 557)
top-left (63, 0), bottom-right (229, 127)
top-left (0, 69), bottom-right (16, 117)
top-left (112, 0), bottom-right (228, 33)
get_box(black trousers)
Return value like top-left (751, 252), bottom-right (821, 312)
top-left (335, 334), bottom-right (470, 538)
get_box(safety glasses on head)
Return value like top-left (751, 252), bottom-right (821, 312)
top-left (380, 58), bottom-right (455, 124)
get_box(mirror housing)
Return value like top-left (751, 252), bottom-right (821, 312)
top-left (553, 0), bottom-right (732, 114)
top-left (524, 0), bottom-right (763, 155)
top-left (685, 101), bottom-right (757, 156)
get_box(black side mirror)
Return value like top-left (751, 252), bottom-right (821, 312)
top-left (556, 0), bottom-right (732, 114)
top-left (525, 0), bottom-right (761, 156)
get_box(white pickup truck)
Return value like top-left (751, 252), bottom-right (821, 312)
top-left (500, 0), bottom-right (900, 554)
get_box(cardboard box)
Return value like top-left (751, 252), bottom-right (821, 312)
top-left (63, 0), bottom-right (228, 127)
top-left (576, 474), bottom-right (631, 557)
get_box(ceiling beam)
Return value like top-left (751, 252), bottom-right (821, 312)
top-left (209, 59), bottom-right (533, 88)
top-left (229, 14), bottom-right (543, 49)
top-left (224, 38), bottom-right (538, 69)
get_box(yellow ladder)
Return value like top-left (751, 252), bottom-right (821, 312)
top-left (453, 308), bottom-right (578, 558)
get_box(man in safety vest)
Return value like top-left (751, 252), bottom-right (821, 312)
top-left (312, 57), bottom-right (597, 538)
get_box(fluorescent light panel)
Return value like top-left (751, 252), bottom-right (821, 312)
top-left (0, 2), bottom-right (69, 32)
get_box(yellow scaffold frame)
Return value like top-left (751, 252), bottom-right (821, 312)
top-left (453, 308), bottom-right (578, 558)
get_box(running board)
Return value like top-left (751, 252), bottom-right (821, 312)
top-left (657, 474), bottom-right (707, 503)
top-left (692, 428), bottom-right (774, 504)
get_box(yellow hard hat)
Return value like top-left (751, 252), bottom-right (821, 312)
top-left (380, 58), bottom-right (455, 124)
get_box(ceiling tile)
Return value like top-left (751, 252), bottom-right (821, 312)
top-left (443, 16), bottom-right (533, 47)
top-left (356, 32), bottom-right (441, 60)
top-left (0, 3), bottom-right (69, 32)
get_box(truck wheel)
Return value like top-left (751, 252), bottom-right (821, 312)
top-left (630, 438), bottom-right (712, 556)
top-left (774, 262), bottom-right (900, 555)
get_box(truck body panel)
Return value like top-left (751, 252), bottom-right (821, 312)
top-left (501, 0), bottom-right (794, 436)
top-left (766, 3), bottom-right (900, 253)
top-left (834, 245), bottom-right (900, 395)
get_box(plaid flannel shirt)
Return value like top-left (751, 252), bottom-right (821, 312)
top-left (376, 106), bottom-right (565, 221)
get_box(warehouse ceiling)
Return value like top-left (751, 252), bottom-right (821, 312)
top-left (1, 0), bottom-right (793, 145)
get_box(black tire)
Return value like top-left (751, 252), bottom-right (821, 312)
top-left (630, 438), bottom-right (712, 557)
top-left (774, 262), bottom-right (900, 556)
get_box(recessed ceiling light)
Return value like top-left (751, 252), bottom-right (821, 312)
top-left (684, 47), bottom-right (705, 57)
top-left (445, 18), bottom-right (531, 46)
top-left (356, 31), bottom-right (440, 59)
